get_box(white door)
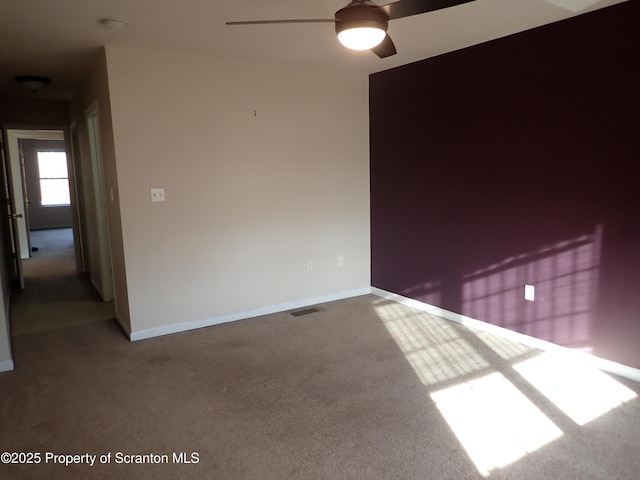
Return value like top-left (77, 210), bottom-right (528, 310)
top-left (0, 129), bottom-right (24, 289)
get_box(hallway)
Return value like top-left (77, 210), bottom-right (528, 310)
top-left (9, 228), bottom-right (115, 337)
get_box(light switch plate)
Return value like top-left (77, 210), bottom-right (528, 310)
top-left (151, 188), bottom-right (165, 202)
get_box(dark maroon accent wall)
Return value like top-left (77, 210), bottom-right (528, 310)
top-left (370, 0), bottom-right (640, 368)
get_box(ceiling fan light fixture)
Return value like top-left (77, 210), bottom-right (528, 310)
top-left (226, 0), bottom-right (478, 59)
top-left (337, 26), bottom-right (386, 50)
top-left (335, 1), bottom-right (388, 51)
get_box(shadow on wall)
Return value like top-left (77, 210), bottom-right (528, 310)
top-left (461, 225), bottom-right (602, 353)
top-left (400, 225), bottom-right (603, 356)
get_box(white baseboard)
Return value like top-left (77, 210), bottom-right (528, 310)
top-left (90, 278), bottom-right (105, 301)
top-left (0, 359), bottom-right (15, 373)
top-left (115, 314), bottom-right (132, 339)
top-left (371, 287), bottom-right (640, 383)
top-left (128, 287), bottom-right (372, 342)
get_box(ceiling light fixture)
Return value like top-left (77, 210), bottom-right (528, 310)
top-left (335, 1), bottom-right (388, 51)
top-left (15, 75), bottom-right (52, 93)
top-left (100, 18), bottom-right (128, 30)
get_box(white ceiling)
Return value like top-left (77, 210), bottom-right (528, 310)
top-left (0, 0), bottom-right (628, 100)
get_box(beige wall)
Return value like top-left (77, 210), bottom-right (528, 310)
top-left (104, 46), bottom-right (370, 335)
top-left (71, 49), bottom-right (131, 331)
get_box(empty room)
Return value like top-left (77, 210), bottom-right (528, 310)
top-left (1, 1), bottom-right (639, 479)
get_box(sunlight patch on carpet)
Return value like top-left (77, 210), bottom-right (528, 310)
top-left (431, 372), bottom-right (563, 477)
top-left (513, 353), bottom-right (638, 426)
top-left (375, 302), bottom-right (488, 385)
top-left (475, 329), bottom-right (537, 362)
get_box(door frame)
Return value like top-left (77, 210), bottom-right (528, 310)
top-left (5, 129), bottom-right (66, 259)
top-left (85, 102), bottom-right (114, 302)
top-left (69, 121), bottom-right (87, 273)
top-left (17, 139), bottom-right (33, 256)
top-left (0, 129), bottom-right (16, 371)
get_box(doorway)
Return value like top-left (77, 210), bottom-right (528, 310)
top-left (3, 126), bottom-right (114, 337)
top-left (4, 129), bottom-right (70, 265)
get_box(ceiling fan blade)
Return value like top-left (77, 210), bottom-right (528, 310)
top-left (371, 34), bottom-right (397, 58)
top-left (381, 0), bottom-right (476, 21)
top-left (226, 19), bottom-right (336, 26)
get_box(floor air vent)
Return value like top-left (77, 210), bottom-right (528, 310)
top-left (289, 306), bottom-right (322, 317)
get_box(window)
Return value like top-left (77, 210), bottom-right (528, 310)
top-left (37, 151), bottom-right (70, 206)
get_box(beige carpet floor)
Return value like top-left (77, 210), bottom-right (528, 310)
top-left (10, 228), bottom-right (115, 336)
top-left (2, 231), bottom-right (640, 479)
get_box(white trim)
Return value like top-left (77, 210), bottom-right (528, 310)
top-left (371, 287), bottom-right (640, 383)
top-left (0, 359), bottom-right (15, 373)
top-left (115, 314), bottom-right (131, 339)
top-left (128, 288), bottom-right (372, 342)
top-left (90, 277), bottom-right (104, 301)
top-left (85, 102), bottom-right (114, 302)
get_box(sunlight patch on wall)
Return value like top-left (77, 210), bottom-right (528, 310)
top-left (375, 302), bottom-right (488, 386)
top-left (513, 353), bottom-right (638, 426)
top-left (431, 372), bottom-right (563, 477)
top-left (461, 226), bottom-right (602, 350)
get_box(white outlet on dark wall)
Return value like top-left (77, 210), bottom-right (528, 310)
top-left (306, 260), bottom-right (313, 271)
top-left (338, 256), bottom-right (344, 266)
top-left (525, 284), bottom-right (535, 301)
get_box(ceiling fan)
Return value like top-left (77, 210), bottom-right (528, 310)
top-left (226, 0), bottom-right (476, 58)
